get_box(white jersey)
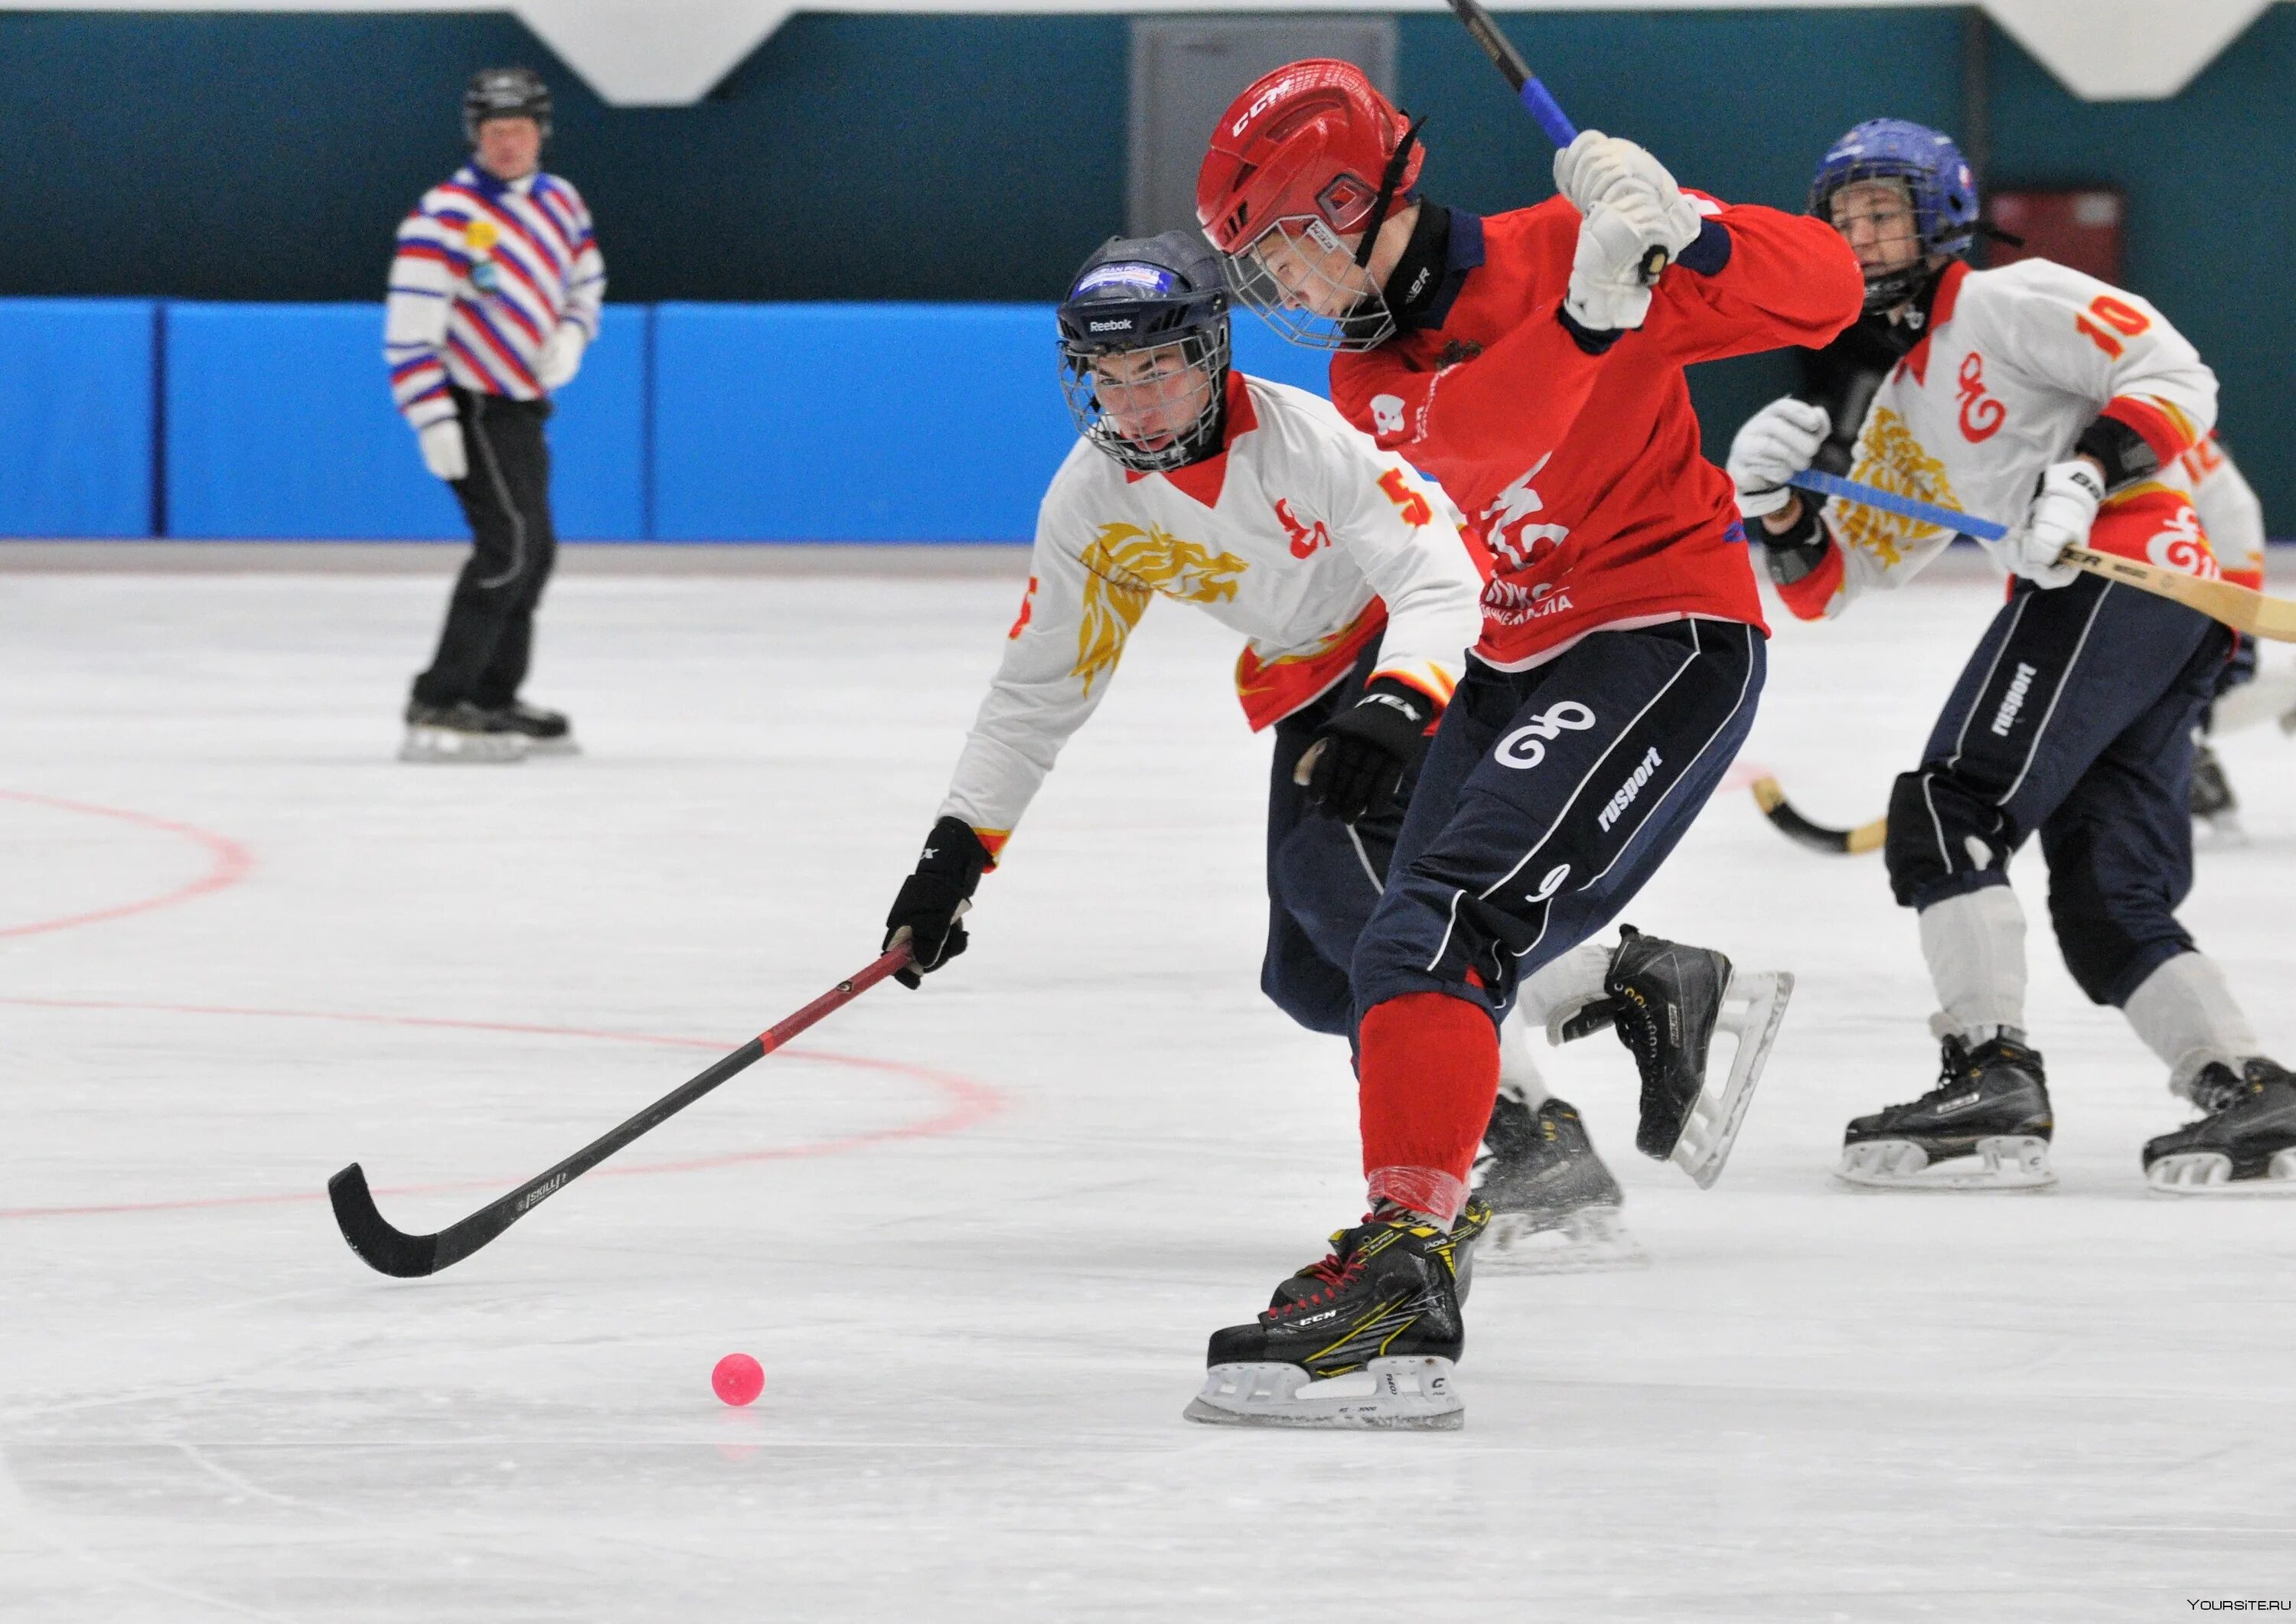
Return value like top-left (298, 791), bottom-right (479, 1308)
top-left (2183, 435), bottom-right (2265, 585)
top-left (1808, 257), bottom-right (2218, 614)
top-left (940, 373), bottom-right (1486, 854)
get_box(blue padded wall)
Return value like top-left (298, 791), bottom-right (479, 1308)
top-left (0, 299), bottom-right (155, 537)
top-left (652, 304), bottom-right (1077, 543)
top-left (165, 302), bottom-right (646, 540)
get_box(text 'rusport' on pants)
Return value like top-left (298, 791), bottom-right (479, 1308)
top-left (412, 386), bottom-right (559, 711)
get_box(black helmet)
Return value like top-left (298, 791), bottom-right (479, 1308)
top-left (1056, 232), bottom-right (1233, 474)
top-left (464, 67), bottom-right (552, 144)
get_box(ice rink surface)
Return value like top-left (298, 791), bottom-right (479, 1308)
top-left (3, 554), bottom-right (2292, 1622)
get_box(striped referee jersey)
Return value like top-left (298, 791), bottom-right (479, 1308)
top-left (385, 162), bottom-right (606, 430)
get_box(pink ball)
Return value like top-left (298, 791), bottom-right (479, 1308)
top-left (712, 1352), bottom-right (765, 1407)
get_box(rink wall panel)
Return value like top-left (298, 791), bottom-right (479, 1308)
top-left (0, 300), bottom-right (155, 538)
top-left (159, 305), bottom-right (649, 541)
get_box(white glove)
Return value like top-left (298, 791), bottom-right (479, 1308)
top-left (1997, 460), bottom-right (2102, 588)
top-left (1553, 130), bottom-right (1701, 256)
top-left (537, 323), bottom-right (587, 391)
top-left (417, 418), bottom-right (467, 482)
top-left (1727, 398), bottom-right (1831, 518)
top-left (1564, 193), bottom-right (1679, 333)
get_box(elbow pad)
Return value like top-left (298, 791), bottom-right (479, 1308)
top-left (2073, 414), bottom-right (2160, 492)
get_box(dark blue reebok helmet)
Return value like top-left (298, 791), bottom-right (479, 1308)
top-left (1810, 119), bottom-right (1978, 310)
top-left (1056, 231), bottom-right (1232, 474)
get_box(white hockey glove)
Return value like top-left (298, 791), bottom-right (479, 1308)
top-left (1565, 193), bottom-right (1679, 333)
top-left (537, 323), bottom-right (588, 391)
top-left (1998, 460), bottom-right (2102, 589)
top-left (416, 418), bottom-right (467, 482)
top-left (1553, 130), bottom-right (1701, 256)
top-left (1726, 398), bottom-right (1831, 519)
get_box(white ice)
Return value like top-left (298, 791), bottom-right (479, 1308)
top-left (3, 552), bottom-right (2293, 1622)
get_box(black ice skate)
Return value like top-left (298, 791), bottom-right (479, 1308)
top-left (399, 699), bottom-right (526, 764)
top-left (487, 700), bottom-right (579, 757)
top-left (1838, 1032), bottom-right (2055, 1191)
top-left (2144, 1058), bottom-right (2296, 1195)
top-left (1186, 1202), bottom-right (1489, 1430)
top-left (1473, 1091), bottom-right (1645, 1273)
top-left (2189, 739), bottom-right (2242, 841)
top-left (1560, 925), bottom-right (1792, 1188)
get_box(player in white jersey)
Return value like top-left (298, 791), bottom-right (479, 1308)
top-left (384, 67), bottom-right (605, 762)
top-left (2181, 434), bottom-right (2269, 835)
top-left (879, 231), bottom-right (1645, 1262)
top-left (1729, 119), bottom-right (2294, 1195)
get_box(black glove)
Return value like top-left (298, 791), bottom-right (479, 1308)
top-left (1303, 677), bottom-right (1437, 823)
top-left (883, 816), bottom-right (990, 988)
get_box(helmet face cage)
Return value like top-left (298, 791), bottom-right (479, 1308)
top-left (1059, 324), bottom-right (1232, 474)
top-left (1810, 120), bottom-right (1978, 311)
top-left (1223, 216), bottom-right (1394, 352)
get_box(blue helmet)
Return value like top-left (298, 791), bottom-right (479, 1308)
top-left (1056, 232), bottom-right (1232, 474)
top-left (1809, 119), bottom-right (1978, 310)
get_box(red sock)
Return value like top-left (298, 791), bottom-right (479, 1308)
top-left (1358, 991), bottom-right (1500, 1222)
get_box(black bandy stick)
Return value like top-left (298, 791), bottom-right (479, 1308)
top-left (328, 944), bottom-right (914, 1278)
top-left (1443, 0), bottom-right (1668, 283)
top-left (1750, 775), bottom-right (1886, 856)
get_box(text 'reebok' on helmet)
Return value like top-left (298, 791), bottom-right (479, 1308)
top-left (1195, 59), bottom-right (1424, 352)
top-left (1056, 231), bottom-right (1233, 475)
top-left (1809, 118), bottom-right (1978, 312)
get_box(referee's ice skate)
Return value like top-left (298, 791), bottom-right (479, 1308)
top-left (1562, 925), bottom-right (1791, 1189)
top-left (1473, 1091), bottom-right (1645, 1272)
top-left (1838, 1032), bottom-right (2056, 1190)
top-left (2144, 1058), bottom-right (2296, 1195)
top-left (399, 699), bottom-right (527, 763)
top-left (1185, 1202), bottom-right (1487, 1430)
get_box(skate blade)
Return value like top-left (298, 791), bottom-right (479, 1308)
top-left (1182, 1357), bottom-right (1463, 1431)
top-left (521, 735), bottom-right (582, 758)
top-left (2145, 1146), bottom-right (2296, 1197)
top-left (1668, 970), bottom-right (1792, 1190)
top-left (1835, 1134), bottom-right (2056, 1192)
top-left (1479, 1205), bottom-right (1649, 1274)
top-left (398, 728), bottom-right (526, 764)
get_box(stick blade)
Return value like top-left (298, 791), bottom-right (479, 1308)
top-left (327, 1163), bottom-right (443, 1279)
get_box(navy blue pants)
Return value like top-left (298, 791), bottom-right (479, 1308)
top-left (1884, 572), bottom-right (2230, 1006)
top-left (1352, 618), bottom-right (1766, 1025)
top-left (1263, 642), bottom-right (1411, 1035)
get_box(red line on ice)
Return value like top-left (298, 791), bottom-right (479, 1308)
top-left (0, 997), bottom-right (1005, 1221)
top-left (0, 790), bottom-right (253, 939)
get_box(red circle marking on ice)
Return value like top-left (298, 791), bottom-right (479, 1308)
top-left (0, 996), bottom-right (1006, 1221)
top-left (713, 1353), bottom-right (765, 1407)
top-left (0, 790), bottom-right (253, 940)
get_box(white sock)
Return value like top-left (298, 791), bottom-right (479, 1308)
top-left (1497, 1012), bottom-right (1552, 1107)
top-left (1517, 938), bottom-right (1614, 1044)
top-left (2121, 951), bottom-right (2261, 1098)
top-left (1919, 886), bottom-right (2029, 1043)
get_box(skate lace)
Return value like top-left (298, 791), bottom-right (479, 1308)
top-left (1611, 987), bottom-right (1660, 1068)
top-left (1269, 1251), bottom-right (1365, 1317)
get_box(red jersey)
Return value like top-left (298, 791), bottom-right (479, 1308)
top-left (1331, 197), bottom-right (1864, 669)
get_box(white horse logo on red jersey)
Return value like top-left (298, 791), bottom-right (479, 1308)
top-left (1480, 453), bottom-right (1571, 570)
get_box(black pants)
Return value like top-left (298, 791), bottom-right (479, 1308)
top-left (1354, 618), bottom-right (1765, 1024)
top-left (412, 388), bottom-right (558, 709)
top-left (1883, 573), bottom-right (2231, 1006)
top-left (1262, 641), bottom-right (1411, 1036)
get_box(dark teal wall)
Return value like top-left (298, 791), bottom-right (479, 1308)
top-left (0, 6), bottom-right (2284, 521)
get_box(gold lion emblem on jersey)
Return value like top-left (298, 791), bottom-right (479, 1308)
top-left (1842, 407), bottom-right (1965, 569)
top-left (1073, 522), bottom-right (1247, 694)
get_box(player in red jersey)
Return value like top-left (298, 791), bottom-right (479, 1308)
top-left (1182, 60), bottom-right (1865, 1429)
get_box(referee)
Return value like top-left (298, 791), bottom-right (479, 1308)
top-left (384, 67), bottom-right (605, 761)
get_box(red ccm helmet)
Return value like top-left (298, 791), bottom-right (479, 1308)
top-left (1195, 59), bottom-right (1424, 351)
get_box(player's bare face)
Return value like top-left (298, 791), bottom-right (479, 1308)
top-left (1092, 345), bottom-right (1214, 453)
top-left (476, 117), bottom-right (543, 181)
top-left (1829, 181), bottom-right (1922, 279)
top-left (1251, 222), bottom-right (1377, 319)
